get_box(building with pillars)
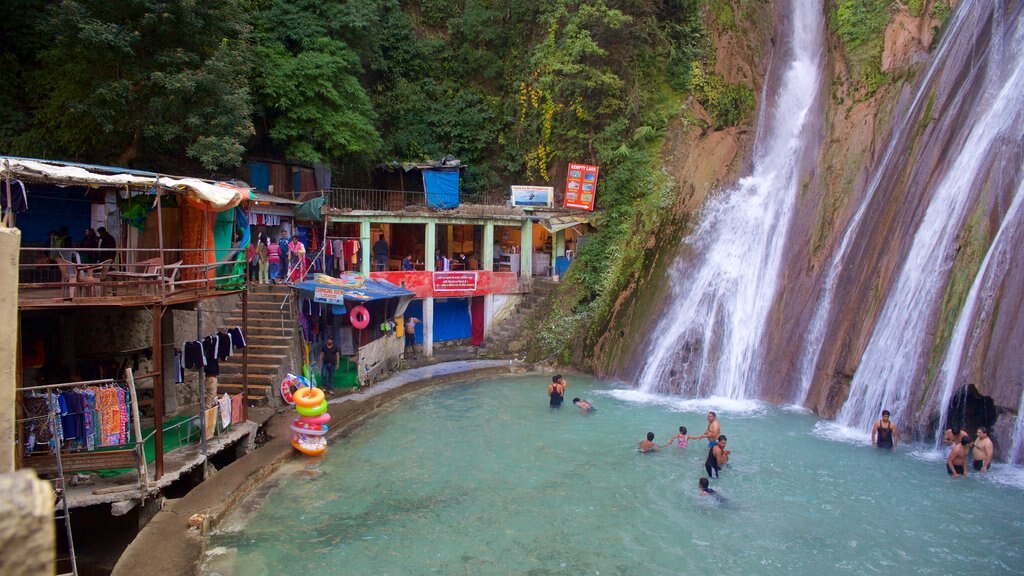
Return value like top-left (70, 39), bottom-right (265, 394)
top-left (319, 193), bottom-right (588, 357)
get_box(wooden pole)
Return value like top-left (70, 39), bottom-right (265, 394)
top-left (242, 290), bottom-right (249, 422)
top-left (154, 178), bottom-right (166, 298)
top-left (152, 304), bottom-right (164, 480)
top-left (125, 368), bottom-right (149, 489)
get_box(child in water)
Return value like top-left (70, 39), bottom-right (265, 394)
top-left (665, 426), bottom-right (693, 448)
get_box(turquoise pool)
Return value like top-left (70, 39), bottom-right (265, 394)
top-left (203, 375), bottom-right (1024, 575)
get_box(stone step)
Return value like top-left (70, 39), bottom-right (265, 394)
top-left (215, 382), bottom-right (272, 397)
top-left (218, 372), bottom-right (277, 386)
top-left (217, 362), bottom-right (279, 375)
top-left (226, 316), bottom-right (293, 326)
top-left (247, 344), bottom-right (291, 355)
top-left (230, 326), bottom-right (294, 337)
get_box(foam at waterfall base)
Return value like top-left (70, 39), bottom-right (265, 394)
top-left (600, 388), bottom-right (767, 416)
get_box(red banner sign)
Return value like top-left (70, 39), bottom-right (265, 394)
top-left (432, 271), bottom-right (478, 292)
top-left (564, 163), bottom-right (599, 211)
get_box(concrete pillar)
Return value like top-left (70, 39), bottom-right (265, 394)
top-left (483, 294), bottom-right (494, 339)
top-left (424, 222), bottom-right (436, 271)
top-left (423, 297), bottom-right (434, 358)
top-left (446, 224), bottom-right (454, 258)
top-left (554, 229), bottom-right (566, 259)
top-left (423, 222), bottom-right (435, 358)
top-left (0, 470), bottom-right (55, 576)
top-left (482, 222), bottom-right (494, 271)
top-left (359, 219), bottom-right (371, 276)
top-left (520, 219), bottom-right (533, 280)
top-left (0, 227), bottom-right (20, 474)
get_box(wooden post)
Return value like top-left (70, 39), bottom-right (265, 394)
top-left (242, 290), bottom-right (249, 421)
top-left (154, 178), bottom-right (166, 299)
top-left (125, 368), bottom-right (149, 489)
top-left (151, 304), bottom-right (164, 480)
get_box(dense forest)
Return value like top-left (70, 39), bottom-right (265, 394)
top-left (1, 0), bottom-right (757, 360)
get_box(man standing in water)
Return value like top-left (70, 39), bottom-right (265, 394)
top-left (705, 435), bottom-right (730, 478)
top-left (871, 409), bottom-right (898, 449)
top-left (972, 427), bottom-right (993, 473)
top-left (695, 411), bottom-right (722, 447)
top-left (548, 375), bottom-right (566, 408)
top-left (947, 436), bottom-right (971, 478)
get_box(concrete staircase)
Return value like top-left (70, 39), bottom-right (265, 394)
top-left (481, 278), bottom-right (559, 357)
top-left (217, 284), bottom-right (297, 404)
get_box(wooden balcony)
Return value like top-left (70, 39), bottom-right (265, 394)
top-left (17, 246), bottom-right (246, 309)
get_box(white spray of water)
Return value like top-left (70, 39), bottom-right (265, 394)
top-left (932, 176), bottom-right (1024, 447)
top-left (792, 2), bottom-right (977, 406)
top-left (836, 21), bottom-right (1024, 431)
top-left (636, 0), bottom-right (823, 399)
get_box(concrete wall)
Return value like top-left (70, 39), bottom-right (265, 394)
top-left (0, 470), bottom-right (55, 575)
top-left (357, 333), bottom-right (404, 385)
top-left (0, 227), bottom-right (20, 473)
top-left (491, 294), bottom-right (523, 327)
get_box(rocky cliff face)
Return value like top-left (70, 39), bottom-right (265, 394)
top-left (594, 0), bottom-right (1024, 454)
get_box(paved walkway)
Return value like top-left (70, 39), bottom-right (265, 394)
top-left (328, 359), bottom-right (517, 405)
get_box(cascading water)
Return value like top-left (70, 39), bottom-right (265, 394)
top-left (931, 177), bottom-right (1024, 448)
top-left (792, 3), bottom-right (976, 407)
top-left (635, 0), bottom-right (823, 398)
top-left (835, 2), bottom-right (1024, 432)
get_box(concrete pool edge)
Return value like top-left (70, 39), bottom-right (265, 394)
top-left (111, 360), bottom-right (523, 576)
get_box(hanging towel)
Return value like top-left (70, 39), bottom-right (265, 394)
top-left (228, 327), bottom-right (246, 349)
top-left (204, 406), bottom-right (219, 440)
top-left (219, 393), bottom-right (232, 429)
top-left (231, 394), bottom-right (244, 424)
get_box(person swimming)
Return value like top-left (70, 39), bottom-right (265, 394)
top-left (698, 477), bottom-right (726, 502)
top-left (638, 432), bottom-right (659, 453)
top-left (665, 426), bottom-right (691, 448)
top-left (572, 397), bottom-right (595, 413)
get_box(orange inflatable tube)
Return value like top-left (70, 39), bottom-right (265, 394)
top-left (293, 386), bottom-right (325, 408)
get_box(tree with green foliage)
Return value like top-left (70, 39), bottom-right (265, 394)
top-left (20, 0), bottom-right (254, 170)
top-left (248, 0), bottom-right (384, 166)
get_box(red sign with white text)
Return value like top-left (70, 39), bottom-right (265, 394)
top-left (433, 272), bottom-right (478, 292)
top-left (372, 271), bottom-right (519, 298)
top-left (564, 163), bottom-right (599, 211)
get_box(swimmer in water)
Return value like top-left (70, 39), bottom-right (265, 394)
top-left (572, 397), bottom-right (595, 413)
top-left (871, 409), bottom-right (898, 449)
top-left (947, 436), bottom-right (971, 478)
top-left (698, 477), bottom-right (725, 501)
top-left (664, 426), bottom-right (692, 448)
top-left (638, 432), bottom-right (659, 453)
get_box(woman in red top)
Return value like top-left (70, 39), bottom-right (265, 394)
top-left (267, 237), bottom-right (281, 284)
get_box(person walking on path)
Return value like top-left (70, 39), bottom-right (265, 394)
top-left (319, 336), bottom-right (340, 394)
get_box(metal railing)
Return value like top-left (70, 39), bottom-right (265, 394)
top-left (17, 246), bottom-right (246, 305)
top-left (322, 187), bottom-right (511, 212)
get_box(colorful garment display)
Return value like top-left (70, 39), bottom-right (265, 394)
top-left (21, 385), bottom-right (132, 455)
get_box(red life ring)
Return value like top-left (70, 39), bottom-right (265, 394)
top-left (350, 305), bottom-right (370, 329)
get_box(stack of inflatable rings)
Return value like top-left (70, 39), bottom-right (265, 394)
top-left (290, 385), bottom-right (330, 456)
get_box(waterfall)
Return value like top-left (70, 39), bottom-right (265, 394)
top-left (932, 177), bottom-right (1024, 447)
top-left (636, 0), bottom-right (823, 398)
top-left (836, 5), bottom-right (1024, 432)
top-left (792, 2), bottom-right (976, 406)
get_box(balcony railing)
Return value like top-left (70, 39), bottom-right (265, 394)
top-left (17, 246), bottom-right (246, 307)
top-left (322, 187), bottom-right (511, 212)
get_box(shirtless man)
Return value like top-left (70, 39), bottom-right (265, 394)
top-left (638, 432), bottom-right (659, 453)
top-left (943, 425), bottom-right (969, 446)
top-left (972, 427), bottom-right (993, 473)
top-left (695, 411), bottom-right (722, 447)
top-left (947, 436), bottom-right (971, 478)
top-left (871, 409), bottom-right (898, 449)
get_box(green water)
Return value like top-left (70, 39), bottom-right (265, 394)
top-left (204, 375), bottom-right (1024, 575)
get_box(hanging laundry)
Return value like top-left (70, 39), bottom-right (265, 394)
top-left (230, 394), bottom-right (244, 424)
top-left (216, 331), bottom-right (232, 361)
top-left (219, 393), bottom-right (232, 429)
top-left (228, 327), bottom-right (246, 350)
top-left (183, 340), bottom-right (205, 369)
top-left (204, 406), bottom-right (219, 440)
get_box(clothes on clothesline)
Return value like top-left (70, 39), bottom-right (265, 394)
top-left (1, 179), bottom-right (28, 214)
top-left (202, 335), bottom-right (220, 376)
top-left (183, 340), bottom-right (205, 369)
top-left (228, 327), bottom-right (247, 350)
top-left (22, 385), bottom-right (131, 455)
top-left (181, 327), bottom-right (246, 380)
top-left (219, 393), bottom-right (232, 429)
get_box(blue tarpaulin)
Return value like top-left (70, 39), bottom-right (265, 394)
top-left (404, 298), bottom-right (470, 343)
top-left (423, 170), bottom-right (460, 209)
top-left (292, 278), bottom-right (415, 313)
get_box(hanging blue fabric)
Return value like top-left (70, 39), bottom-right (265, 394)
top-left (423, 170), bottom-right (460, 209)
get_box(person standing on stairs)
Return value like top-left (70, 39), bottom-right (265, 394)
top-left (267, 236), bottom-right (281, 284)
top-left (257, 233), bottom-right (270, 285)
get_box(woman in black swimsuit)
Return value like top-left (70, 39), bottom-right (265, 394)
top-left (548, 374), bottom-right (565, 408)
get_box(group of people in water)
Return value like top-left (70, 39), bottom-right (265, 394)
top-left (871, 409), bottom-right (994, 477)
top-left (547, 375), bottom-right (729, 499)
